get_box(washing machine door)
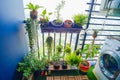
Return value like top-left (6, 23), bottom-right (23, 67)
top-left (99, 50), bottom-right (120, 79)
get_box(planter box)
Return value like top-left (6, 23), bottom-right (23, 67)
top-left (40, 23), bottom-right (82, 33)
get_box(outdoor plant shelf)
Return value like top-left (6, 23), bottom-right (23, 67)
top-left (40, 24), bottom-right (82, 33)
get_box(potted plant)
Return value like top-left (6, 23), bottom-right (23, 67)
top-left (46, 36), bottom-right (53, 61)
top-left (17, 52), bottom-right (37, 80)
top-left (50, 0), bottom-right (65, 27)
top-left (25, 2), bottom-right (43, 20)
top-left (51, 54), bottom-right (62, 69)
top-left (62, 61), bottom-right (68, 69)
top-left (40, 9), bottom-right (52, 27)
top-left (64, 20), bottom-right (73, 28)
top-left (33, 57), bottom-right (49, 80)
top-left (65, 53), bottom-right (82, 69)
top-left (72, 14), bottom-right (88, 28)
top-left (79, 30), bottom-right (100, 73)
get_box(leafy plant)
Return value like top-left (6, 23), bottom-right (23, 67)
top-left (17, 52), bottom-right (49, 79)
top-left (40, 9), bottom-right (52, 23)
top-left (17, 52), bottom-right (37, 79)
top-left (25, 2), bottom-right (43, 11)
top-left (65, 53), bottom-right (82, 66)
top-left (75, 49), bottom-right (81, 56)
top-left (25, 2), bottom-right (43, 20)
top-left (81, 44), bottom-right (100, 59)
top-left (73, 14), bottom-right (88, 26)
top-left (64, 44), bottom-right (71, 54)
top-left (46, 36), bottom-right (53, 60)
top-left (62, 61), bottom-right (67, 65)
top-left (51, 54), bottom-right (62, 62)
top-left (56, 45), bottom-right (63, 54)
top-left (81, 29), bottom-right (100, 59)
top-left (25, 18), bottom-right (39, 53)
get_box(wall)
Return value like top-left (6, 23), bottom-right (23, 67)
top-left (0, 0), bottom-right (28, 80)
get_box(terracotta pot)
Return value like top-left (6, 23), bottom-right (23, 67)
top-left (79, 60), bottom-right (90, 72)
top-left (64, 20), bottom-right (73, 28)
top-left (30, 10), bottom-right (38, 20)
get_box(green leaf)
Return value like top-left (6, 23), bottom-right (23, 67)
top-left (34, 5), bottom-right (43, 10)
top-left (42, 9), bottom-right (47, 16)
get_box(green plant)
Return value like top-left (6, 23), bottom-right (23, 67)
top-left (75, 49), bottom-right (81, 56)
top-left (82, 44), bottom-right (100, 59)
top-left (25, 2), bottom-right (43, 10)
top-left (46, 36), bottom-right (53, 60)
top-left (17, 52), bottom-right (37, 79)
top-left (81, 30), bottom-right (100, 59)
top-left (51, 54), bottom-right (62, 62)
top-left (64, 44), bottom-right (71, 54)
top-left (56, 45), bottom-right (63, 54)
top-left (25, 18), bottom-right (39, 54)
top-left (72, 14), bottom-right (88, 26)
top-left (25, 2), bottom-right (43, 20)
top-left (65, 53), bottom-right (82, 66)
top-left (62, 61), bottom-right (67, 65)
top-left (17, 52), bottom-right (49, 79)
top-left (55, 0), bottom-right (65, 23)
top-left (40, 9), bottom-right (52, 23)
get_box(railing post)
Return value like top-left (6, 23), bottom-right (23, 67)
top-left (82, 0), bottom-right (95, 50)
top-left (74, 33), bottom-right (80, 50)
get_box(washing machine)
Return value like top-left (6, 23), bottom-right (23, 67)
top-left (93, 36), bottom-right (120, 80)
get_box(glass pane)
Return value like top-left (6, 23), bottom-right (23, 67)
top-left (101, 54), bottom-right (118, 74)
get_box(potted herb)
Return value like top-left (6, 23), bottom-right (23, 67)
top-left (51, 0), bottom-right (65, 27)
top-left (25, 2), bottom-right (43, 20)
top-left (51, 54), bottom-right (62, 69)
top-left (65, 53), bottom-right (82, 69)
top-left (46, 36), bottom-right (53, 61)
top-left (40, 9), bottom-right (52, 27)
top-left (72, 14), bottom-right (88, 28)
top-left (51, 45), bottom-right (63, 69)
top-left (79, 30), bottom-right (100, 73)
